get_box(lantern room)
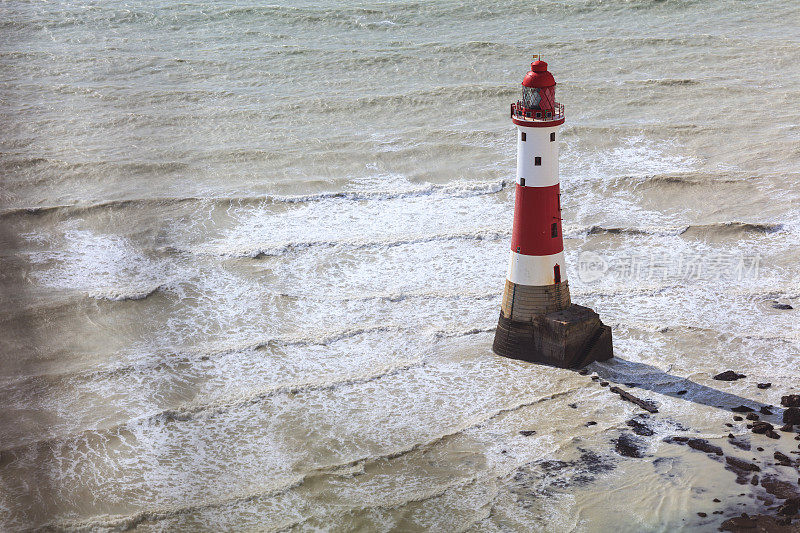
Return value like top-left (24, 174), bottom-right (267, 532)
top-left (522, 58), bottom-right (556, 111)
top-left (510, 56), bottom-right (564, 125)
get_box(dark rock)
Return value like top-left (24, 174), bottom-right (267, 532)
top-left (600, 381), bottom-right (609, 387)
top-left (782, 395), bottom-right (800, 408)
top-left (614, 433), bottom-right (645, 458)
top-left (586, 421), bottom-right (597, 426)
top-left (760, 406), bottom-right (773, 415)
top-left (766, 430), bottom-right (781, 439)
top-left (784, 407), bottom-right (800, 425)
top-left (758, 447), bottom-right (764, 451)
top-left (714, 370), bottom-right (746, 381)
top-left (721, 514), bottom-right (797, 532)
top-left (751, 474), bottom-right (759, 485)
top-left (713, 498), bottom-right (721, 502)
top-left (780, 424), bottom-right (794, 432)
top-left (568, 403), bottom-right (577, 408)
top-left (626, 419), bottom-right (655, 437)
top-left (665, 436), bottom-right (689, 443)
top-left (757, 383), bottom-right (772, 389)
top-left (687, 438), bottom-right (723, 456)
top-left (726, 423), bottom-right (734, 427)
top-left (746, 412), bottom-right (760, 421)
top-left (752, 421), bottom-right (774, 434)
top-left (774, 451), bottom-right (793, 466)
top-left (773, 303), bottom-right (794, 310)
top-left (713, 510), bottom-right (722, 514)
top-left (591, 375), bottom-right (599, 381)
top-left (726, 456), bottom-right (761, 473)
top-left (519, 430), bottom-right (536, 436)
top-left (734, 416), bottom-right (744, 421)
top-left (732, 406), bottom-right (755, 413)
top-left (697, 512), bottom-right (707, 517)
top-left (777, 497), bottom-right (800, 516)
top-left (761, 475), bottom-right (800, 499)
top-left (578, 368), bottom-right (589, 375)
top-left (676, 390), bottom-right (688, 395)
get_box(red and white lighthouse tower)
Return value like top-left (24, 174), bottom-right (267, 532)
top-left (493, 57), bottom-right (613, 368)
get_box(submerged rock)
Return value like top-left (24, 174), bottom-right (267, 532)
top-left (772, 303), bottom-right (794, 310)
top-left (733, 405), bottom-right (756, 413)
top-left (614, 433), bottom-right (645, 458)
top-left (757, 382), bottom-right (772, 389)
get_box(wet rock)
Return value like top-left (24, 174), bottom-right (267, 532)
top-left (713, 498), bottom-right (721, 502)
top-left (781, 424), bottom-right (795, 432)
top-left (784, 407), bottom-right (800, 425)
top-left (720, 514), bottom-right (797, 532)
top-left (715, 370), bottom-right (747, 381)
top-left (746, 412), bottom-right (760, 421)
top-left (774, 451), bottom-right (793, 466)
top-left (734, 416), bottom-right (744, 421)
top-left (766, 430), bottom-right (781, 440)
top-left (761, 475), bottom-right (800, 499)
top-left (519, 430), bottom-right (536, 436)
top-left (626, 418), bottom-right (655, 437)
top-left (697, 512), bottom-right (707, 517)
top-left (777, 497), bottom-right (800, 516)
top-left (758, 447), bottom-right (765, 451)
top-left (752, 421), bottom-right (774, 434)
top-left (568, 403), bottom-right (578, 408)
top-left (751, 474), bottom-right (760, 485)
top-left (586, 421), bottom-right (597, 426)
top-left (614, 433), bottom-right (645, 458)
top-left (676, 390), bottom-right (688, 395)
top-left (591, 375), bottom-right (599, 381)
top-left (782, 395), bottom-right (800, 408)
top-left (726, 456), bottom-right (761, 473)
top-left (600, 381), bottom-right (609, 387)
top-left (761, 406), bottom-right (774, 416)
top-left (757, 383), bottom-right (772, 389)
top-left (726, 423), bottom-right (735, 428)
top-left (732, 405), bottom-right (756, 413)
top-left (773, 303), bottom-right (794, 310)
top-left (578, 368), bottom-right (589, 375)
top-left (687, 438), bottom-right (723, 456)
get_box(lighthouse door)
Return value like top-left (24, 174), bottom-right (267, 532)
top-left (554, 264), bottom-right (561, 283)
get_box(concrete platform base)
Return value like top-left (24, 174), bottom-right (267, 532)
top-left (492, 304), bottom-right (613, 369)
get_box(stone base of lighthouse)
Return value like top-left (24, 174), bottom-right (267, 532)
top-left (492, 281), bottom-right (613, 369)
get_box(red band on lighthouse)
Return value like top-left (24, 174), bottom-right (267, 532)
top-left (510, 183), bottom-right (563, 256)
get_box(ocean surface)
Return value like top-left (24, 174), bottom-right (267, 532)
top-left (1, 0), bottom-right (799, 531)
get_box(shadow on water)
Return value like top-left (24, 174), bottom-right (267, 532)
top-left (587, 357), bottom-right (786, 421)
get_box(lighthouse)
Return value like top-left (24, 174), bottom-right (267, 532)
top-left (492, 57), bottom-right (613, 368)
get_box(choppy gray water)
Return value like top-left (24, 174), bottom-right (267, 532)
top-left (1, 1), bottom-right (799, 531)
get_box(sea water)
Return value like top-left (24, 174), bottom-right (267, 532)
top-left (1, 0), bottom-right (799, 530)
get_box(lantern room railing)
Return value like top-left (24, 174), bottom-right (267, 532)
top-left (511, 101), bottom-right (564, 122)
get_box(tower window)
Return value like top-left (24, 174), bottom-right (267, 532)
top-left (554, 264), bottom-right (561, 283)
top-left (551, 222), bottom-right (558, 238)
top-left (520, 178), bottom-right (525, 186)
top-left (534, 156), bottom-right (541, 166)
top-left (521, 132), bottom-right (526, 142)
top-left (550, 132), bottom-right (556, 142)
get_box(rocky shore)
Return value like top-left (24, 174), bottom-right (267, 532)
top-left (571, 368), bottom-right (800, 531)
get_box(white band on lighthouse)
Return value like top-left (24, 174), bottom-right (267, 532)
top-left (516, 125), bottom-right (560, 187)
top-left (506, 250), bottom-right (567, 286)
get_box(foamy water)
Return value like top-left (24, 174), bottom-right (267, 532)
top-left (1, 0), bottom-right (799, 531)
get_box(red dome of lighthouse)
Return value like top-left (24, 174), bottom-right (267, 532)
top-left (522, 60), bottom-right (556, 88)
